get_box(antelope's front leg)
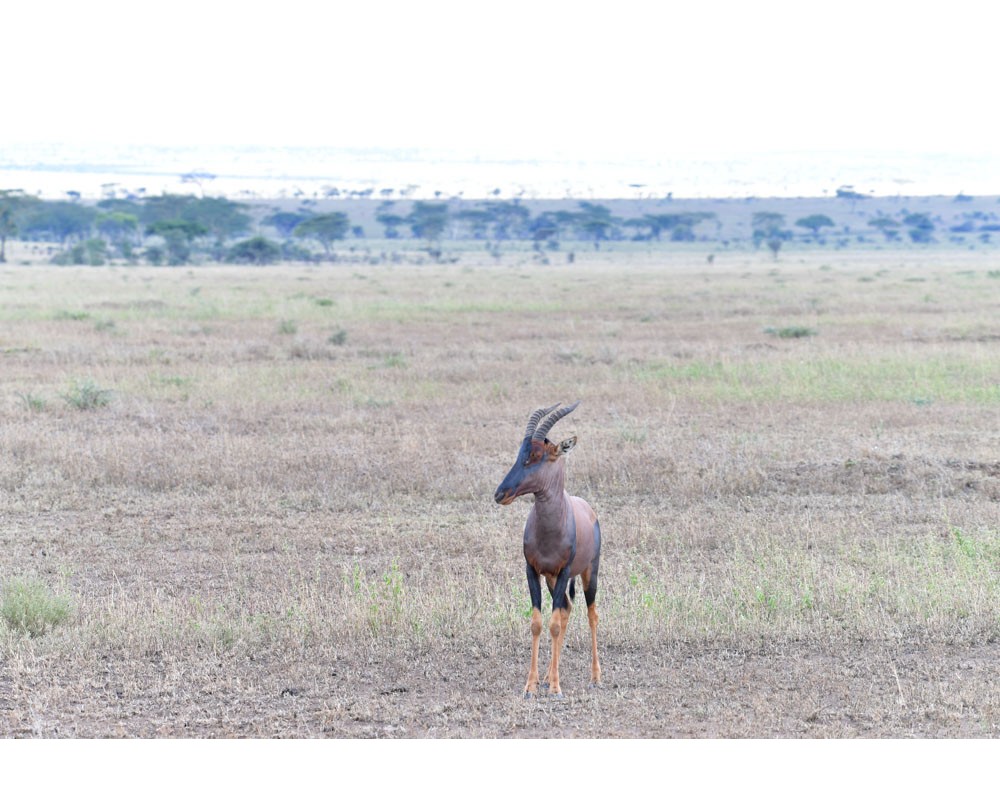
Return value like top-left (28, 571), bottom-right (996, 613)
top-left (545, 566), bottom-right (573, 697)
top-left (523, 565), bottom-right (544, 698)
top-left (543, 576), bottom-right (571, 689)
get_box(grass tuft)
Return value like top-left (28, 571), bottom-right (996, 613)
top-left (62, 379), bottom-right (113, 410)
top-left (1, 578), bottom-right (73, 637)
top-left (16, 392), bottom-right (46, 412)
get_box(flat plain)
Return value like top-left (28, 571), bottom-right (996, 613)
top-left (1, 242), bottom-right (998, 737)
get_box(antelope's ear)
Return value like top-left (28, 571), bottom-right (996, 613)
top-left (557, 436), bottom-right (577, 455)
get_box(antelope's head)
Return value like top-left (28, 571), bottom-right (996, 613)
top-left (494, 402), bottom-right (580, 505)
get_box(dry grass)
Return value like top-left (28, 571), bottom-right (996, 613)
top-left (0, 246), bottom-right (998, 737)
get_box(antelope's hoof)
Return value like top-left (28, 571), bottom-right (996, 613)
top-left (523, 690), bottom-right (536, 700)
top-left (548, 690), bottom-right (564, 699)
top-left (589, 681), bottom-right (602, 690)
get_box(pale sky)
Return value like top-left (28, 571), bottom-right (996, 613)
top-left (4, 0), bottom-right (997, 161)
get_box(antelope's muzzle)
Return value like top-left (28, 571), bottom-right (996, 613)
top-left (494, 487), bottom-right (516, 506)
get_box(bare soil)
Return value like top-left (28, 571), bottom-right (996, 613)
top-left (5, 632), bottom-right (1000, 737)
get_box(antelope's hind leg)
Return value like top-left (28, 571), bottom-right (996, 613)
top-left (583, 524), bottom-right (602, 687)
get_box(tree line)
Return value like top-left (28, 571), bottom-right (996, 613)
top-left (0, 190), bottom-right (991, 266)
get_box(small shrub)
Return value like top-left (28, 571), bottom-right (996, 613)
top-left (226, 236), bottom-right (282, 266)
top-left (1, 578), bottom-right (72, 637)
top-left (16, 392), bottom-right (46, 412)
top-left (52, 238), bottom-right (108, 266)
top-left (281, 240), bottom-right (314, 262)
top-left (278, 320), bottom-right (298, 335)
top-left (63, 379), bottom-right (112, 410)
top-left (144, 245), bottom-right (165, 266)
top-left (764, 326), bottom-right (817, 339)
top-left (328, 328), bottom-right (348, 346)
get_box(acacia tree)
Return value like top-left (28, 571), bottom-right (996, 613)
top-left (752, 211), bottom-right (789, 257)
top-left (795, 214), bottom-right (835, 240)
top-left (293, 212), bottom-right (351, 258)
top-left (146, 220), bottom-right (208, 265)
top-left (454, 208), bottom-right (494, 240)
top-left (528, 213), bottom-right (560, 251)
top-left (575, 202), bottom-right (616, 249)
top-left (261, 210), bottom-right (308, 239)
top-left (186, 197), bottom-right (250, 258)
top-left (96, 211), bottom-right (139, 259)
top-left (903, 213), bottom-right (935, 243)
top-left (644, 212), bottom-right (717, 242)
top-left (0, 199), bottom-right (12, 263)
top-left (484, 201), bottom-right (531, 241)
top-left (21, 201), bottom-right (95, 245)
top-left (0, 190), bottom-right (37, 263)
top-left (869, 216), bottom-right (901, 241)
top-left (139, 194), bottom-right (250, 259)
top-left (407, 202), bottom-right (449, 257)
top-left (376, 212), bottom-right (407, 238)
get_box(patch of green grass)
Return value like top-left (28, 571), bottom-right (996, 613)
top-left (278, 319), bottom-right (298, 335)
top-left (606, 526), bottom-right (1000, 644)
top-left (153, 374), bottom-right (190, 387)
top-left (632, 355), bottom-right (1000, 405)
top-left (951, 526), bottom-right (1000, 566)
top-left (62, 379), bottom-right (113, 410)
top-left (53, 310), bottom-right (90, 321)
top-left (1, 578), bottom-right (73, 637)
top-left (344, 560), bottom-right (406, 637)
top-left (328, 329), bottom-right (348, 346)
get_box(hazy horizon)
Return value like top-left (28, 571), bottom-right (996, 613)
top-left (4, 141), bottom-right (998, 201)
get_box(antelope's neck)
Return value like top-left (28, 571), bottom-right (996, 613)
top-left (531, 464), bottom-right (569, 536)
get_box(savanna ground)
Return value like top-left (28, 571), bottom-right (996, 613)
top-left (0, 241), bottom-right (998, 738)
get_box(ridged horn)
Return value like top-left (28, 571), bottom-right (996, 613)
top-left (532, 400), bottom-right (580, 442)
top-left (524, 404), bottom-right (559, 440)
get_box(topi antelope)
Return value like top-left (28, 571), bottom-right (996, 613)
top-left (494, 401), bottom-right (602, 697)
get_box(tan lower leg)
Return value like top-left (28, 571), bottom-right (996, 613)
top-left (524, 608), bottom-right (542, 696)
top-left (588, 603), bottom-right (601, 685)
top-left (544, 601), bottom-right (571, 686)
top-left (548, 608), bottom-right (568, 694)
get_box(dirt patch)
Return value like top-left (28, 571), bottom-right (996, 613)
top-left (768, 455), bottom-right (1000, 500)
top-left (4, 638), bottom-right (999, 737)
